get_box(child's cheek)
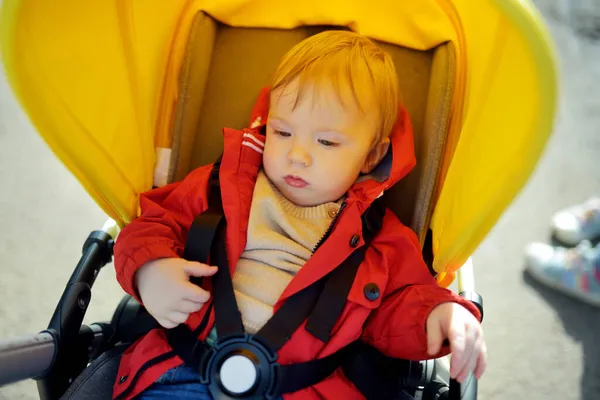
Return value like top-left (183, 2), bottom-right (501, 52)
top-left (262, 144), bottom-right (280, 176)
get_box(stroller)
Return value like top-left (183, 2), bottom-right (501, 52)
top-left (0, 0), bottom-right (558, 399)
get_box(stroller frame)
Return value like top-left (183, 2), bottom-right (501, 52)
top-left (0, 219), bottom-right (481, 400)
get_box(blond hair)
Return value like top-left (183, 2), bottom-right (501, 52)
top-left (270, 30), bottom-right (399, 141)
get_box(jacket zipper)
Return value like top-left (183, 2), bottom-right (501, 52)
top-left (312, 201), bottom-right (347, 253)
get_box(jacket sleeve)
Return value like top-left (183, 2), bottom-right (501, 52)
top-left (113, 164), bottom-right (213, 303)
top-left (361, 222), bottom-right (481, 361)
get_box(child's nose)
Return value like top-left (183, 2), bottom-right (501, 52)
top-left (287, 143), bottom-right (312, 167)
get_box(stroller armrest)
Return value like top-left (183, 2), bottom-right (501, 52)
top-left (0, 323), bottom-right (113, 389)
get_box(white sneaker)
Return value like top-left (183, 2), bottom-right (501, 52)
top-left (552, 197), bottom-right (600, 246)
top-left (525, 241), bottom-right (600, 307)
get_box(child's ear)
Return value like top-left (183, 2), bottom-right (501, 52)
top-left (361, 137), bottom-right (390, 174)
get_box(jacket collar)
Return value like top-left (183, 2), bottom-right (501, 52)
top-left (218, 89), bottom-right (416, 300)
top-left (347, 106), bottom-right (416, 211)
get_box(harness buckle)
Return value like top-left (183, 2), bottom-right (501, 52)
top-left (204, 334), bottom-right (279, 400)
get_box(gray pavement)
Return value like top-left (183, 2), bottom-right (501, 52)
top-left (0, 1), bottom-right (599, 399)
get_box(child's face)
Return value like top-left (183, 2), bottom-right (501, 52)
top-left (263, 80), bottom-right (383, 207)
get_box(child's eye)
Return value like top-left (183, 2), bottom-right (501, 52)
top-left (318, 139), bottom-right (339, 147)
top-left (275, 130), bottom-right (291, 137)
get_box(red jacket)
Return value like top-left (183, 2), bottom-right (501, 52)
top-left (112, 88), bottom-right (481, 400)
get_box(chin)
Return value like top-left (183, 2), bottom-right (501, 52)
top-left (277, 188), bottom-right (319, 208)
top-left (281, 190), bottom-right (315, 207)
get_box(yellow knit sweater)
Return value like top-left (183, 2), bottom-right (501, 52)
top-left (231, 170), bottom-right (342, 334)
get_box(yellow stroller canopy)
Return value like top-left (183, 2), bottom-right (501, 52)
top-left (0, 0), bottom-right (558, 286)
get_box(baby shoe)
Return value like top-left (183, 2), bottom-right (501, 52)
top-left (552, 197), bottom-right (600, 246)
top-left (525, 240), bottom-right (600, 307)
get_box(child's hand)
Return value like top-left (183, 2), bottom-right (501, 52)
top-left (134, 258), bottom-right (218, 329)
top-left (426, 302), bottom-right (487, 383)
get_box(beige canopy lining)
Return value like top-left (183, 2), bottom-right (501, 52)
top-left (169, 12), bottom-right (455, 247)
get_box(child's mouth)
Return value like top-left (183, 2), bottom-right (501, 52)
top-left (284, 175), bottom-right (309, 188)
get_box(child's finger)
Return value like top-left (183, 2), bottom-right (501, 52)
top-left (474, 342), bottom-right (488, 379)
top-left (456, 349), bottom-right (475, 382)
top-left (183, 262), bottom-right (218, 278)
top-left (448, 326), bottom-right (466, 379)
top-left (167, 310), bottom-right (190, 325)
top-left (156, 317), bottom-right (177, 329)
top-left (182, 283), bottom-right (211, 303)
top-left (178, 299), bottom-right (204, 313)
top-left (457, 327), bottom-right (481, 382)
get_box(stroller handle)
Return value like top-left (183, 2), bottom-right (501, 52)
top-left (101, 219), bottom-right (119, 239)
top-left (457, 257), bottom-right (475, 293)
top-left (0, 332), bottom-right (56, 386)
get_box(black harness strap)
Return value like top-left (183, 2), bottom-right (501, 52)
top-left (165, 159), bottom-right (387, 397)
top-left (253, 277), bottom-right (327, 352)
top-left (207, 156), bottom-right (224, 209)
top-left (304, 250), bottom-right (363, 342)
top-left (182, 200), bottom-right (384, 350)
top-left (210, 214), bottom-right (245, 339)
top-left (166, 321), bottom-right (354, 395)
top-left (271, 342), bottom-right (357, 394)
top-left (182, 210), bottom-right (223, 290)
top-left (166, 324), bottom-right (212, 369)
top-left (305, 200), bottom-right (385, 342)
top-left (182, 156), bottom-right (223, 288)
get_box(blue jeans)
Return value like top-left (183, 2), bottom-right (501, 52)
top-left (135, 364), bottom-right (283, 399)
top-left (134, 364), bottom-right (212, 399)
